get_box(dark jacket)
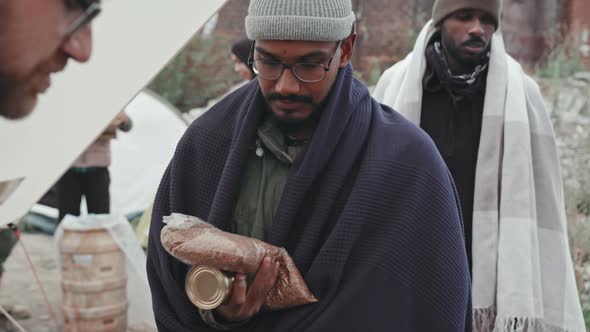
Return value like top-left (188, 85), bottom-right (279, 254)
top-left (420, 50), bottom-right (487, 272)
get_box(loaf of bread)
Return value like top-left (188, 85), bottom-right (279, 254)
top-left (160, 213), bottom-right (318, 310)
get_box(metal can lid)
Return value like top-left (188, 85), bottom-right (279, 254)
top-left (185, 266), bottom-right (233, 310)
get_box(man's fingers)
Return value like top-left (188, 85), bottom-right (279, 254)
top-left (214, 257), bottom-right (280, 322)
top-left (214, 273), bottom-right (248, 322)
top-left (272, 261), bottom-right (279, 287)
top-left (246, 256), bottom-right (278, 307)
top-left (266, 258), bottom-right (280, 289)
top-left (227, 274), bottom-right (250, 321)
top-left (231, 274), bottom-right (248, 306)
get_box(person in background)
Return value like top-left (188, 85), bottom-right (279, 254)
top-left (56, 112), bottom-right (132, 221)
top-left (184, 38), bottom-right (257, 122)
top-left (231, 38), bottom-right (256, 81)
top-left (373, 0), bottom-right (585, 330)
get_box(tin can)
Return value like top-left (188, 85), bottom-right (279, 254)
top-left (185, 266), bottom-right (234, 310)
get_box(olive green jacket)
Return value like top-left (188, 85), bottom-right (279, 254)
top-left (231, 116), bottom-right (301, 241)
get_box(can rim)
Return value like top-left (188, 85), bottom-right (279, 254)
top-left (185, 266), bottom-right (232, 310)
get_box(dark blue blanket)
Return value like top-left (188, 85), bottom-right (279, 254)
top-left (147, 65), bottom-right (472, 331)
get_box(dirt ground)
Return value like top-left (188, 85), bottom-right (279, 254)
top-left (0, 233), bottom-right (62, 332)
top-left (0, 232), bottom-right (157, 332)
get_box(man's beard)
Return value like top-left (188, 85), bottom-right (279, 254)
top-left (264, 92), bottom-right (324, 129)
top-left (441, 32), bottom-right (490, 68)
top-left (0, 14), bottom-right (38, 119)
top-left (0, 74), bottom-right (37, 120)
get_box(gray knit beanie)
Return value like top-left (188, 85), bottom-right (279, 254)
top-left (245, 0), bottom-right (356, 41)
top-left (432, 0), bottom-right (502, 27)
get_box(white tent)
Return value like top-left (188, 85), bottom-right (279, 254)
top-left (26, 90), bottom-right (188, 226)
top-left (110, 90), bottom-right (187, 216)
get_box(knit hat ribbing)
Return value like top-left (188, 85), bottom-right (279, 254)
top-left (432, 0), bottom-right (502, 27)
top-left (245, 0), bottom-right (356, 41)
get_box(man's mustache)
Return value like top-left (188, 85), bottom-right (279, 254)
top-left (266, 93), bottom-right (313, 104)
top-left (462, 37), bottom-right (486, 48)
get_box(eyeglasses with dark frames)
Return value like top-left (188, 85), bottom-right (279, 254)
top-left (65, 0), bottom-right (102, 38)
top-left (248, 40), bottom-right (342, 83)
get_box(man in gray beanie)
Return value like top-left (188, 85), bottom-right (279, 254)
top-left (374, 0), bottom-right (586, 331)
top-left (147, 0), bottom-right (472, 331)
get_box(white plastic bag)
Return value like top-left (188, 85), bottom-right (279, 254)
top-left (54, 214), bottom-right (156, 331)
